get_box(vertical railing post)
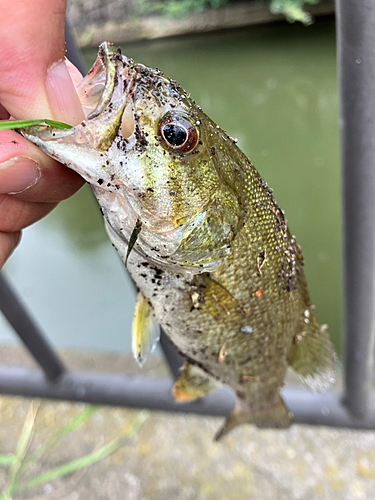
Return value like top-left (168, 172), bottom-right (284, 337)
top-left (336, 0), bottom-right (375, 417)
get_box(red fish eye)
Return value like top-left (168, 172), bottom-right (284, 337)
top-left (158, 114), bottom-right (198, 154)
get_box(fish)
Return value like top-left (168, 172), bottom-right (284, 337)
top-left (22, 42), bottom-right (336, 440)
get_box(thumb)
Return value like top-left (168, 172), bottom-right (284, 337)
top-left (0, 0), bottom-right (84, 125)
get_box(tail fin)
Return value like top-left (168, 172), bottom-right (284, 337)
top-left (289, 323), bottom-right (336, 392)
top-left (215, 394), bottom-right (292, 441)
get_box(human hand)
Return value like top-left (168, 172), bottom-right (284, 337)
top-left (0, 0), bottom-right (85, 268)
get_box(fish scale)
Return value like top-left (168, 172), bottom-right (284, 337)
top-left (22, 42), bottom-right (336, 440)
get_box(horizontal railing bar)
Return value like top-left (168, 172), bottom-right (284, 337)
top-left (1, 366), bottom-right (375, 430)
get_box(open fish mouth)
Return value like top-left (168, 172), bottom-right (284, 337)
top-left (21, 42), bottom-right (136, 180)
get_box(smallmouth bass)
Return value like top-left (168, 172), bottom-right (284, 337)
top-left (23, 42), bottom-right (336, 440)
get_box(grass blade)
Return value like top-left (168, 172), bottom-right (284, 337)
top-left (16, 406), bottom-right (98, 482)
top-left (0, 120), bottom-right (44, 130)
top-left (0, 119), bottom-right (73, 130)
top-left (18, 410), bottom-right (149, 491)
top-left (44, 120), bottom-right (73, 129)
top-left (0, 455), bottom-right (16, 466)
top-left (5, 400), bottom-right (40, 497)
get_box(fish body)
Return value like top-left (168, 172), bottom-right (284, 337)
top-left (23, 43), bottom-right (335, 439)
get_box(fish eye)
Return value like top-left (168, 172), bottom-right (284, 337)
top-left (158, 114), bottom-right (198, 154)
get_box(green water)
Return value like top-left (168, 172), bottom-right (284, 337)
top-left (2, 17), bottom-right (341, 354)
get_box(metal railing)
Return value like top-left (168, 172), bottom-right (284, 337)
top-left (0, 0), bottom-right (374, 429)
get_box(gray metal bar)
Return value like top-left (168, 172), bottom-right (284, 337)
top-left (64, 20), bottom-right (87, 75)
top-left (336, 0), bottom-right (375, 417)
top-left (0, 274), bottom-right (65, 380)
top-left (1, 366), bottom-right (375, 429)
top-left (159, 331), bottom-right (184, 379)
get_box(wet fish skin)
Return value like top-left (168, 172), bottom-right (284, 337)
top-left (22, 43), bottom-right (336, 439)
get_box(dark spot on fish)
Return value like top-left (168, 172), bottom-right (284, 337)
top-left (141, 262), bottom-right (149, 267)
top-left (140, 273), bottom-right (147, 278)
top-left (239, 356), bottom-right (253, 366)
top-left (236, 391), bottom-right (246, 400)
top-left (97, 179), bottom-right (104, 185)
top-left (211, 146), bottom-right (215, 155)
top-left (11, 140), bottom-right (18, 144)
top-left (169, 191), bottom-right (175, 196)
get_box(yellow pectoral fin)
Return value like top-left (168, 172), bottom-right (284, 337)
top-left (132, 292), bottom-right (160, 368)
top-left (172, 363), bottom-right (219, 403)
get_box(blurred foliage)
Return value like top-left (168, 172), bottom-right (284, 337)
top-left (134, 0), bottom-right (319, 23)
top-left (134, 0), bottom-right (228, 18)
top-left (270, 0), bottom-right (318, 24)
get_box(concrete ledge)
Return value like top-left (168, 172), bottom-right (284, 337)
top-left (69, 0), bottom-right (335, 48)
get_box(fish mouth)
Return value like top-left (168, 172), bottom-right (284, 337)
top-left (21, 42), bottom-right (135, 172)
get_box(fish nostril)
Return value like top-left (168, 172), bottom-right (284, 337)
top-left (121, 103), bottom-right (135, 139)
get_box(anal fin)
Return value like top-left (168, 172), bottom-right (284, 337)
top-left (132, 292), bottom-right (160, 368)
top-left (172, 363), bottom-right (218, 403)
top-left (289, 323), bottom-right (336, 392)
top-left (215, 393), bottom-right (292, 441)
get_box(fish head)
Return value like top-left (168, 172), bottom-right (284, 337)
top-left (23, 42), bottom-right (243, 272)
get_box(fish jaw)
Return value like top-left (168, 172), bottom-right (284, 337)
top-left (22, 42), bottom-right (135, 187)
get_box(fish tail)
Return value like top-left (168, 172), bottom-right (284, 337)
top-left (215, 394), bottom-right (292, 441)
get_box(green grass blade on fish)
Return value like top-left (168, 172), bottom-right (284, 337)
top-left (44, 120), bottom-right (73, 129)
top-left (0, 119), bottom-right (73, 130)
top-left (17, 410), bottom-right (150, 491)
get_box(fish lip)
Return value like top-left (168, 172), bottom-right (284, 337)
top-left (80, 41), bottom-right (133, 121)
top-left (22, 42), bottom-right (135, 151)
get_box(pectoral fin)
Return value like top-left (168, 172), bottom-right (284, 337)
top-left (289, 322), bottom-right (336, 392)
top-left (172, 363), bottom-right (218, 402)
top-left (215, 394), bottom-right (292, 441)
top-left (132, 292), bottom-right (160, 367)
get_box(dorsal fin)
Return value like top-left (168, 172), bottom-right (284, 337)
top-left (288, 322), bottom-right (336, 392)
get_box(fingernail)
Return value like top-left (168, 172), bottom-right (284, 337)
top-left (46, 60), bottom-right (85, 126)
top-left (0, 157), bottom-right (41, 194)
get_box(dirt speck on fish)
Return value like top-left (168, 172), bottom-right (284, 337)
top-left (22, 42), bottom-right (336, 440)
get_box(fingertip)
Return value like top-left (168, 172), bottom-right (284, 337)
top-left (46, 59), bottom-right (85, 126)
top-left (0, 131), bottom-right (85, 202)
top-left (65, 58), bottom-right (84, 88)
